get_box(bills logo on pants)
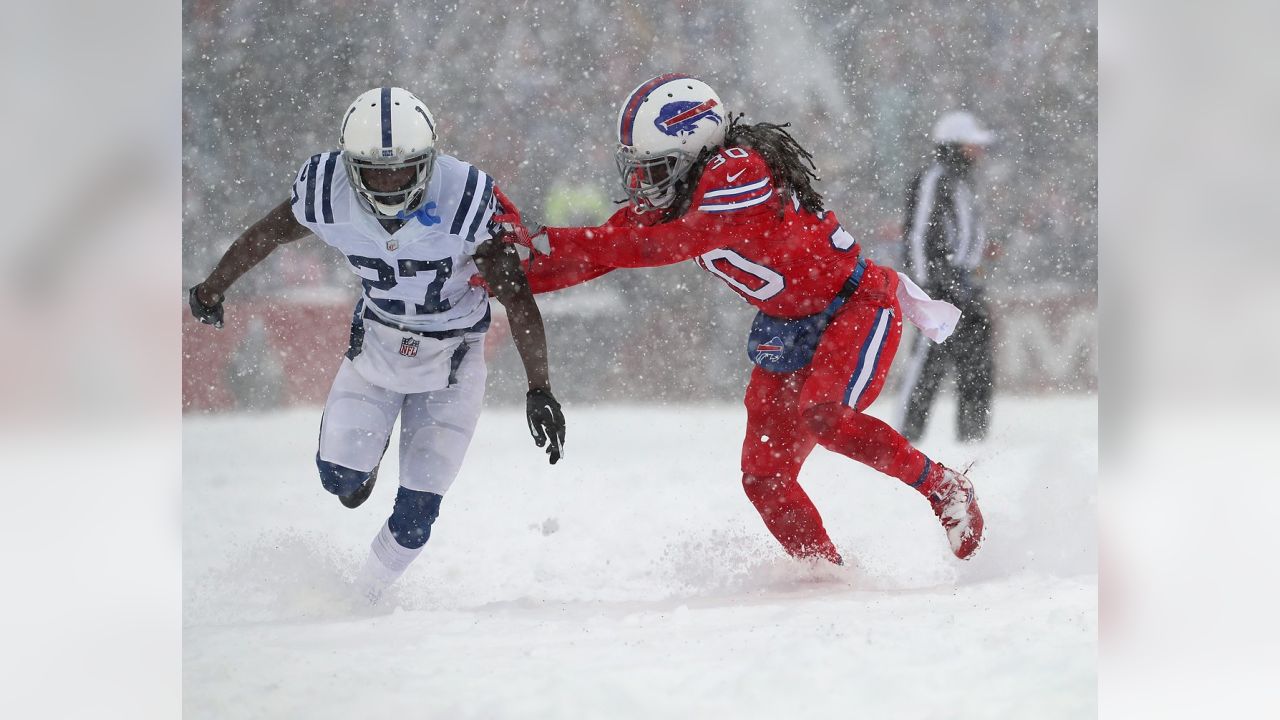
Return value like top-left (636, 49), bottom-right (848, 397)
top-left (754, 336), bottom-right (785, 363)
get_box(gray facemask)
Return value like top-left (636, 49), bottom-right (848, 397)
top-left (343, 148), bottom-right (437, 219)
top-left (615, 146), bottom-right (697, 214)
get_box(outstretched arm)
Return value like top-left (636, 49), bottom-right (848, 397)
top-left (544, 210), bottom-right (756, 269)
top-left (474, 237), bottom-right (565, 463)
top-left (524, 250), bottom-right (617, 294)
top-left (190, 199), bottom-right (310, 324)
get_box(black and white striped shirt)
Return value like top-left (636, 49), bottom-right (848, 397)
top-left (902, 152), bottom-right (989, 301)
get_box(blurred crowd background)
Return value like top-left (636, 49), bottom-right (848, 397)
top-left (183, 0), bottom-right (1096, 409)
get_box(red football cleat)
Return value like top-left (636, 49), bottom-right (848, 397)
top-left (927, 464), bottom-right (984, 559)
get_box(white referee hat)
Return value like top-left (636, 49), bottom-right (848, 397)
top-left (931, 110), bottom-right (995, 146)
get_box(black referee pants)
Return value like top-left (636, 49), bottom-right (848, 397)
top-left (899, 295), bottom-right (993, 443)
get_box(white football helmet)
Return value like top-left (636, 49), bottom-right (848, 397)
top-left (339, 87), bottom-right (439, 219)
top-left (615, 74), bottom-right (727, 212)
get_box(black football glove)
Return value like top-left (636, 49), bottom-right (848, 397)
top-left (188, 285), bottom-right (225, 329)
top-left (526, 388), bottom-right (565, 464)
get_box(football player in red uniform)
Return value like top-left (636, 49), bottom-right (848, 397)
top-left (506, 74), bottom-right (984, 563)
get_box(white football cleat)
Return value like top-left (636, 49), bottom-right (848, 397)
top-left (927, 465), bottom-right (985, 559)
top-left (353, 552), bottom-right (401, 606)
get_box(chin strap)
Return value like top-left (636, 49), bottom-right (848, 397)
top-left (633, 188), bottom-right (674, 215)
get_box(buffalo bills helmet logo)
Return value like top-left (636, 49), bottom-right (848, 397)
top-left (654, 99), bottom-right (722, 137)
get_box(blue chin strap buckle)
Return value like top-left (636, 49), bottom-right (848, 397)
top-left (398, 201), bottom-right (440, 226)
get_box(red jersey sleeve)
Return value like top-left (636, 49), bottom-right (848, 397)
top-left (545, 212), bottom-right (727, 268)
top-left (523, 251), bottom-right (615, 294)
top-left (521, 206), bottom-right (642, 293)
top-left (546, 148), bottom-right (781, 269)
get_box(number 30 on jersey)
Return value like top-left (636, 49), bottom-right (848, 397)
top-left (696, 224), bottom-right (857, 302)
top-left (696, 248), bottom-right (785, 301)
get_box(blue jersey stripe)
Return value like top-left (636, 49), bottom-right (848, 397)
top-left (911, 458), bottom-right (932, 488)
top-left (303, 153), bottom-right (321, 223)
top-left (465, 175), bottom-right (495, 244)
top-left (345, 298), bottom-right (366, 361)
top-left (320, 152), bottom-right (338, 224)
top-left (450, 166), bottom-right (479, 234)
top-left (380, 87), bottom-right (393, 148)
top-left (698, 188), bottom-right (774, 213)
top-left (702, 177), bottom-right (771, 199)
top-left (447, 340), bottom-right (470, 386)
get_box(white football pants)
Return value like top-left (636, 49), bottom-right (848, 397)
top-left (317, 334), bottom-right (486, 495)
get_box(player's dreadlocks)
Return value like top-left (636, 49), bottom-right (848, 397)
top-left (673, 113), bottom-right (825, 218)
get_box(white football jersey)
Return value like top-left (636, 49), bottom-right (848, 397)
top-left (291, 152), bottom-right (497, 333)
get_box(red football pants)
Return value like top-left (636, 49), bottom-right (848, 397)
top-left (740, 273), bottom-right (934, 563)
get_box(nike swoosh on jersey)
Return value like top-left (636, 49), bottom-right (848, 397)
top-left (727, 169), bottom-right (746, 182)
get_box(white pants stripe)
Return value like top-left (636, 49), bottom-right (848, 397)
top-left (843, 308), bottom-right (892, 408)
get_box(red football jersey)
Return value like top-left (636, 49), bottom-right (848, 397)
top-left (540, 146), bottom-right (865, 317)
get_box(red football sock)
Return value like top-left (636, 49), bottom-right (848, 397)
top-left (804, 404), bottom-right (937, 495)
top-left (742, 473), bottom-right (842, 564)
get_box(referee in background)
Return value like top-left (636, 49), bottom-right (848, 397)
top-left (898, 110), bottom-right (997, 443)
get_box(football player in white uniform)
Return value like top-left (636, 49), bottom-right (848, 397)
top-left (188, 86), bottom-right (566, 602)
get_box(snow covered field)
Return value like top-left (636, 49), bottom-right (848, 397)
top-left (184, 395), bottom-right (1096, 719)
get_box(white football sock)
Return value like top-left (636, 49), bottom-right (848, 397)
top-left (354, 521), bottom-right (424, 604)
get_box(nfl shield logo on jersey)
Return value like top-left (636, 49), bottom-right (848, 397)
top-left (386, 239), bottom-right (399, 251)
top-left (400, 336), bottom-right (420, 357)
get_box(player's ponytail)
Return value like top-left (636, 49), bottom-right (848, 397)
top-left (669, 114), bottom-right (824, 219)
top-left (724, 114), bottom-right (825, 216)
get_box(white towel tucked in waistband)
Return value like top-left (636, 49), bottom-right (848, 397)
top-left (895, 272), bottom-right (961, 343)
